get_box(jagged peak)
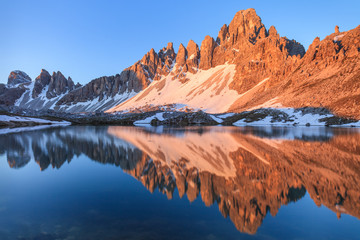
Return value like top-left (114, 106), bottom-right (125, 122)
top-left (149, 48), bottom-right (156, 55)
top-left (175, 43), bottom-right (187, 67)
top-left (7, 70), bottom-right (32, 86)
top-left (166, 42), bottom-right (174, 51)
top-left (217, 24), bottom-right (229, 45)
top-left (228, 8), bottom-right (265, 44)
top-left (36, 69), bottom-right (51, 80)
top-left (199, 35), bottom-right (216, 70)
top-left (268, 25), bottom-right (278, 37)
top-left (186, 40), bottom-right (199, 55)
top-left (335, 25), bottom-right (340, 34)
top-left (40, 69), bottom-right (50, 74)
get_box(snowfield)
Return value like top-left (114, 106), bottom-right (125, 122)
top-left (108, 64), bottom-right (242, 113)
top-left (0, 115), bottom-right (71, 135)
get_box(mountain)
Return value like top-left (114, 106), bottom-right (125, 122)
top-left (1, 8), bottom-right (359, 118)
top-left (0, 43), bottom-right (177, 113)
top-left (54, 43), bottom-right (176, 112)
top-left (0, 69), bottom-right (80, 110)
top-left (108, 9), bottom-right (306, 113)
top-left (108, 9), bottom-right (360, 119)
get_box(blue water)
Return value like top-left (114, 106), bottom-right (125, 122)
top-left (0, 126), bottom-right (359, 240)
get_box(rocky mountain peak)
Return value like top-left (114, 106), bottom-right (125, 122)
top-left (7, 70), bottom-right (32, 86)
top-left (175, 43), bottom-right (187, 67)
top-left (186, 40), bottom-right (200, 73)
top-left (46, 71), bottom-right (76, 99)
top-left (154, 42), bottom-right (176, 80)
top-left (159, 42), bottom-right (176, 61)
top-left (173, 40), bottom-right (200, 76)
top-left (268, 25), bottom-right (279, 38)
top-left (166, 42), bottom-right (175, 55)
top-left (216, 24), bottom-right (229, 45)
top-left (199, 35), bottom-right (216, 70)
top-left (36, 69), bottom-right (51, 83)
top-left (227, 8), bottom-right (266, 45)
top-left (335, 25), bottom-right (340, 34)
top-left (33, 69), bottom-right (51, 98)
top-left (30, 69), bottom-right (77, 99)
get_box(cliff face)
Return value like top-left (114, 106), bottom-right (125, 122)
top-left (229, 24), bottom-right (360, 119)
top-left (3, 126), bottom-right (358, 234)
top-left (209, 9), bottom-right (305, 93)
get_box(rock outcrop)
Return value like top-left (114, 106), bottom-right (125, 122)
top-left (173, 40), bottom-right (200, 78)
top-left (199, 35), bottom-right (217, 70)
top-left (7, 70), bottom-right (32, 86)
top-left (47, 71), bottom-right (75, 98)
top-left (0, 86), bottom-right (26, 106)
top-left (186, 40), bottom-right (200, 73)
top-left (31, 70), bottom-right (76, 99)
top-left (335, 25), bottom-right (340, 34)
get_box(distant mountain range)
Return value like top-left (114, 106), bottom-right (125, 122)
top-left (1, 8), bottom-right (359, 119)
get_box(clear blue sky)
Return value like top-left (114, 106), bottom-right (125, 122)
top-left (1, 0), bottom-right (359, 85)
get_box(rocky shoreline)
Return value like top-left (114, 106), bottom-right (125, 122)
top-left (0, 109), bottom-right (71, 131)
top-left (1, 106), bottom-right (359, 130)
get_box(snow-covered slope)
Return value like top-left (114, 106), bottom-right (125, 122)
top-left (107, 64), bottom-right (238, 113)
top-left (14, 81), bottom-right (67, 110)
top-left (55, 90), bottom-right (137, 113)
top-left (0, 114), bottom-right (70, 134)
top-left (107, 63), bottom-right (274, 114)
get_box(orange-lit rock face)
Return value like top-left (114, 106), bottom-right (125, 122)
top-left (106, 9), bottom-right (359, 119)
top-left (2, 126), bottom-right (360, 234)
top-left (227, 25), bottom-right (360, 119)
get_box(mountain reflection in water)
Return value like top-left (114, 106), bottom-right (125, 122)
top-left (1, 125), bottom-right (360, 235)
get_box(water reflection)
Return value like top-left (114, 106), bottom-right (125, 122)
top-left (1, 126), bottom-right (360, 234)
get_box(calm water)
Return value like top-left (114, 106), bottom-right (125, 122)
top-left (0, 125), bottom-right (359, 240)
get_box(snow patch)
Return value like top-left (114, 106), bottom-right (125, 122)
top-left (233, 108), bottom-right (335, 126)
top-left (134, 112), bottom-right (165, 126)
top-left (210, 115), bottom-right (223, 123)
top-left (334, 34), bottom-right (344, 42)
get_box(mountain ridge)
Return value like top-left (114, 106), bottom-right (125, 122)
top-left (1, 8), bottom-right (359, 119)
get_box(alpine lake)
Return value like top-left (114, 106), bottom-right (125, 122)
top-left (0, 125), bottom-right (359, 240)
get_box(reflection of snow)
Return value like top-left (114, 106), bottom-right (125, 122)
top-left (0, 115), bottom-right (68, 124)
top-left (0, 115), bottom-right (70, 135)
top-left (0, 124), bottom-right (69, 135)
top-left (108, 126), bottom-right (239, 178)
